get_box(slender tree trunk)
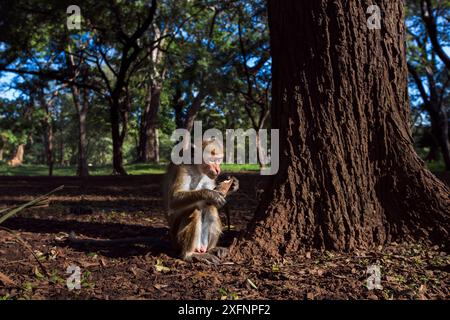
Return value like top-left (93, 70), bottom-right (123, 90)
top-left (424, 139), bottom-right (439, 162)
top-left (146, 126), bottom-right (159, 162)
top-left (71, 86), bottom-right (89, 177)
top-left (431, 108), bottom-right (450, 170)
top-left (43, 120), bottom-right (54, 176)
top-left (59, 136), bottom-right (64, 165)
top-left (8, 144), bottom-right (25, 167)
top-left (47, 134), bottom-right (54, 176)
top-left (173, 85), bottom-right (185, 128)
top-left (0, 137), bottom-right (4, 161)
top-left (137, 27), bottom-right (165, 163)
top-left (235, 0), bottom-right (450, 260)
top-left (184, 91), bottom-right (206, 132)
top-left (66, 46), bottom-right (90, 176)
top-left (41, 94), bottom-right (54, 176)
top-left (138, 83), bottom-right (162, 163)
top-left (77, 110), bottom-right (89, 176)
top-left (407, 61), bottom-right (449, 169)
top-left (420, 0), bottom-right (450, 70)
top-left (255, 129), bottom-right (267, 168)
top-left (110, 94), bottom-right (128, 175)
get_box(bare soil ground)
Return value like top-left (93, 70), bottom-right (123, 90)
top-left (0, 174), bottom-right (448, 300)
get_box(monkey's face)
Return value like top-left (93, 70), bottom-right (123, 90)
top-left (202, 155), bottom-right (222, 179)
top-left (201, 140), bottom-right (223, 179)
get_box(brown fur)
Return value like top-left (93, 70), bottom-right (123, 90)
top-left (163, 140), bottom-right (238, 263)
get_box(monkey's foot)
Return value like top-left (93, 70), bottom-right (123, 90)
top-left (185, 252), bottom-right (221, 265)
top-left (195, 245), bottom-right (208, 253)
top-left (208, 246), bottom-right (229, 259)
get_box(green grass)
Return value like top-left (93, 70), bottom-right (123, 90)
top-left (1, 160), bottom-right (445, 176)
top-left (0, 162), bottom-right (260, 176)
top-left (221, 163), bottom-right (260, 172)
top-left (0, 160), bottom-right (445, 177)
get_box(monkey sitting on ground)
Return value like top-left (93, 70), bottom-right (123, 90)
top-left (163, 139), bottom-right (239, 264)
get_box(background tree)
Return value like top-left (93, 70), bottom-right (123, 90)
top-left (406, 0), bottom-right (450, 171)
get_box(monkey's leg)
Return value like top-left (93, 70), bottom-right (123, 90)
top-left (175, 210), bottom-right (221, 265)
top-left (200, 205), bottom-right (229, 259)
top-left (176, 209), bottom-right (202, 259)
top-left (201, 205), bottom-right (222, 251)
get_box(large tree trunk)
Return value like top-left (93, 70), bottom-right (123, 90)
top-left (7, 144), bottom-right (25, 167)
top-left (236, 0), bottom-right (450, 259)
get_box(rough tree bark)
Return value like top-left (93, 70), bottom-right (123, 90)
top-left (235, 0), bottom-right (450, 259)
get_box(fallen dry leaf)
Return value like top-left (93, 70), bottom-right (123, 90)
top-left (0, 271), bottom-right (16, 286)
top-left (154, 284), bottom-right (169, 290)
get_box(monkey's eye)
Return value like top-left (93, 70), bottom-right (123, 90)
top-left (207, 156), bottom-right (223, 164)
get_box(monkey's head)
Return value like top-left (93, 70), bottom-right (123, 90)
top-left (199, 138), bottom-right (223, 179)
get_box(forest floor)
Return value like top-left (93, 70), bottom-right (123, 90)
top-left (0, 174), bottom-right (448, 300)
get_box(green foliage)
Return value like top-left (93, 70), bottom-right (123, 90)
top-left (1, 0), bottom-right (447, 175)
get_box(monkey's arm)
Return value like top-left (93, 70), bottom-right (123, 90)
top-left (170, 189), bottom-right (225, 210)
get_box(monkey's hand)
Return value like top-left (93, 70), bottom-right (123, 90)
top-left (229, 176), bottom-right (239, 194)
top-left (216, 176), bottom-right (239, 195)
top-left (206, 190), bottom-right (226, 207)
